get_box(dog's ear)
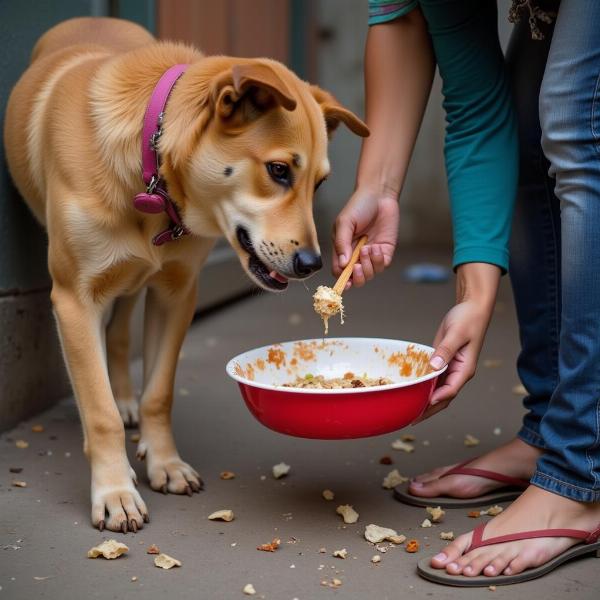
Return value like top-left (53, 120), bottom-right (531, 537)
top-left (310, 85), bottom-right (369, 138)
top-left (212, 63), bottom-right (297, 121)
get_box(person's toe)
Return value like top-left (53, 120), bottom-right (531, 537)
top-left (409, 477), bottom-right (448, 497)
top-left (462, 549), bottom-right (497, 577)
top-left (484, 551), bottom-right (516, 577)
top-left (504, 554), bottom-right (528, 576)
top-left (431, 532), bottom-right (471, 569)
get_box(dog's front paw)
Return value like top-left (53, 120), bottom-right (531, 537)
top-left (91, 468), bottom-right (149, 532)
top-left (146, 455), bottom-right (203, 496)
top-left (116, 397), bottom-right (139, 428)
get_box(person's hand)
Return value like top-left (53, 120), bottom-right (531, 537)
top-left (413, 263), bottom-right (500, 423)
top-left (332, 186), bottom-right (399, 288)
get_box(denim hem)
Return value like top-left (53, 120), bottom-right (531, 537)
top-left (517, 425), bottom-right (547, 449)
top-left (531, 470), bottom-right (600, 503)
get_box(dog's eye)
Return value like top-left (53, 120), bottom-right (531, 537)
top-left (266, 162), bottom-right (292, 187)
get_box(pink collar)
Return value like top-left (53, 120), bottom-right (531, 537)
top-left (134, 64), bottom-right (189, 246)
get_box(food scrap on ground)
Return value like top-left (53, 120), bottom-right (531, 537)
top-left (220, 471), bottom-right (235, 480)
top-left (208, 509), bottom-right (235, 522)
top-left (312, 285), bottom-right (344, 335)
top-left (391, 439), bottom-right (415, 453)
top-left (9, 467), bottom-right (23, 473)
top-left (154, 553), bottom-right (181, 569)
top-left (426, 506), bottom-right (446, 522)
top-left (440, 531), bottom-right (455, 541)
top-left (146, 544), bottom-right (160, 554)
top-left (382, 469), bottom-right (408, 489)
top-left (468, 505), bottom-right (503, 518)
top-left (333, 548), bottom-right (348, 559)
top-left (401, 434), bottom-right (416, 442)
top-left (11, 480), bottom-right (27, 488)
top-left (371, 555), bottom-right (381, 564)
top-left (364, 524), bottom-right (398, 544)
top-left (321, 577), bottom-right (343, 588)
top-left (31, 424), bottom-right (44, 433)
top-left (15, 440), bottom-right (29, 449)
top-left (322, 489), bottom-right (335, 501)
top-left (420, 518), bottom-right (432, 528)
top-left (336, 504), bottom-right (359, 524)
top-left (379, 455), bottom-right (393, 465)
top-left (272, 462), bottom-right (291, 479)
top-left (481, 505), bottom-right (504, 516)
top-left (493, 427), bottom-right (502, 436)
top-left (405, 539), bottom-right (420, 553)
top-left (243, 583), bottom-right (256, 595)
top-left (388, 534), bottom-right (407, 545)
top-left (87, 540), bottom-right (128, 559)
top-left (464, 434), bottom-right (480, 447)
top-left (257, 538), bottom-right (281, 552)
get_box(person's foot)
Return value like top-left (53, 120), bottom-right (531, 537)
top-left (430, 485), bottom-right (600, 577)
top-left (408, 438), bottom-right (541, 499)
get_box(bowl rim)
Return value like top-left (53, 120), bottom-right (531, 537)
top-left (225, 337), bottom-right (447, 395)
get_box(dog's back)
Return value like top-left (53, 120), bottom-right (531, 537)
top-left (4, 18), bottom-right (154, 222)
top-left (31, 17), bottom-right (154, 63)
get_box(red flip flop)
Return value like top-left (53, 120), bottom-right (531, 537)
top-left (393, 458), bottom-right (529, 508)
top-left (417, 521), bottom-right (600, 586)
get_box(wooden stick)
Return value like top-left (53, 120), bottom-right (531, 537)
top-left (333, 235), bottom-right (368, 295)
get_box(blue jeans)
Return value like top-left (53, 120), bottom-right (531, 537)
top-left (507, 0), bottom-right (600, 502)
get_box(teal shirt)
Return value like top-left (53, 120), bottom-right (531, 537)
top-left (369, 0), bottom-right (518, 272)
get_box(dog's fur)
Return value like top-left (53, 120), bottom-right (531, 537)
top-left (4, 17), bottom-right (367, 532)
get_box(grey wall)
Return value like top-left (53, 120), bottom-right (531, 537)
top-left (314, 0), bottom-right (514, 251)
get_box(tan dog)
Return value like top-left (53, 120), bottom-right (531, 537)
top-left (4, 17), bottom-right (368, 532)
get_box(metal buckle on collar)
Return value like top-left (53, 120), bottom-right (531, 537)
top-left (149, 112), bottom-right (165, 151)
top-left (149, 128), bottom-right (162, 151)
top-left (146, 174), bottom-right (160, 194)
top-left (171, 225), bottom-right (185, 240)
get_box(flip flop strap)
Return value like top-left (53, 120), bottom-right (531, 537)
top-left (467, 522), bottom-right (600, 553)
top-left (442, 458), bottom-right (529, 489)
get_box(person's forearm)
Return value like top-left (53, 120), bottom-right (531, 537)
top-left (356, 10), bottom-right (435, 197)
top-left (456, 262), bottom-right (500, 311)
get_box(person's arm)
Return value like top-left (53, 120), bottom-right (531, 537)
top-left (420, 0), bottom-right (518, 273)
top-left (414, 0), bottom-right (518, 417)
top-left (332, 8), bottom-right (435, 285)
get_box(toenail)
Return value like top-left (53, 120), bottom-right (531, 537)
top-left (411, 481), bottom-right (423, 488)
top-left (505, 568), bottom-right (512, 575)
top-left (433, 553), bottom-right (447, 562)
top-left (447, 562), bottom-right (458, 571)
top-left (485, 566), bottom-right (495, 575)
top-left (464, 566), bottom-right (472, 574)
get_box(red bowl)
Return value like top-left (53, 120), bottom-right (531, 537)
top-left (226, 337), bottom-right (445, 439)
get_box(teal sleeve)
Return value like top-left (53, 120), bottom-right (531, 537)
top-left (368, 1), bottom-right (418, 25)
top-left (419, 1), bottom-right (518, 272)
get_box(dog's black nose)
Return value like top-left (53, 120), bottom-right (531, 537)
top-left (293, 249), bottom-right (322, 277)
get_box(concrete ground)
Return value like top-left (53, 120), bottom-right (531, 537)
top-left (1, 249), bottom-right (597, 600)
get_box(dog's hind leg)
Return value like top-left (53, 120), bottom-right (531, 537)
top-left (106, 292), bottom-right (141, 427)
top-left (136, 274), bottom-right (203, 495)
top-left (52, 284), bottom-right (148, 532)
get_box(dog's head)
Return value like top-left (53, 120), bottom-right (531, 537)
top-left (161, 58), bottom-right (369, 291)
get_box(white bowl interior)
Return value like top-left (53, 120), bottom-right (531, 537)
top-left (226, 337), bottom-right (443, 394)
